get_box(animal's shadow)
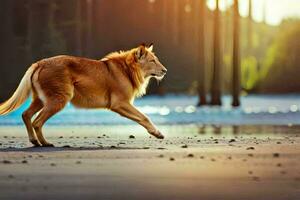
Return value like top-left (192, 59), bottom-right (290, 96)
top-left (0, 146), bottom-right (143, 152)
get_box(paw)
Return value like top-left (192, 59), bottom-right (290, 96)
top-left (156, 134), bottom-right (164, 139)
top-left (150, 130), bottom-right (165, 139)
top-left (41, 143), bottom-right (55, 147)
top-left (30, 139), bottom-right (41, 147)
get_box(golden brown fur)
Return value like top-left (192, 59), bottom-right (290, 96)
top-left (0, 44), bottom-right (167, 146)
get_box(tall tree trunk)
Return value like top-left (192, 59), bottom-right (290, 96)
top-left (157, 0), bottom-right (169, 96)
top-left (197, 0), bottom-right (207, 106)
top-left (248, 0), bottom-right (253, 51)
top-left (0, 0), bottom-right (16, 101)
top-left (181, 0), bottom-right (189, 48)
top-left (86, 0), bottom-right (93, 57)
top-left (28, 0), bottom-right (52, 60)
top-left (27, 0), bottom-right (34, 61)
top-left (162, 0), bottom-right (168, 36)
top-left (172, 0), bottom-right (179, 46)
top-left (262, 0), bottom-right (267, 24)
top-left (76, 0), bottom-right (82, 56)
top-left (210, 0), bottom-right (222, 106)
top-left (232, 0), bottom-right (241, 107)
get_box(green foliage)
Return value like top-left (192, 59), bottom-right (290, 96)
top-left (241, 56), bottom-right (258, 90)
top-left (259, 19), bottom-right (300, 92)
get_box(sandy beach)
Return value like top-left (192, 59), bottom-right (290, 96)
top-left (0, 125), bottom-right (299, 200)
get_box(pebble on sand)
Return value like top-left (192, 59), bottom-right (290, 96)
top-left (187, 153), bottom-right (194, 158)
top-left (252, 176), bottom-right (260, 181)
top-left (229, 139), bottom-right (236, 143)
top-left (129, 135), bottom-right (135, 139)
top-left (277, 163), bottom-right (282, 167)
top-left (181, 144), bottom-right (188, 148)
top-left (8, 174), bottom-right (14, 179)
top-left (273, 153), bottom-right (280, 158)
top-left (22, 160), bottom-right (28, 164)
top-left (294, 177), bottom-right (300, 181)
top-left (280, 171), bottom-right (287, 175)
top-left (169, 157), bottom-right (175, 161)
top-left (246, 147), bottom-right (255, 150)
top-left (2, 160), bottom-right (12, 164)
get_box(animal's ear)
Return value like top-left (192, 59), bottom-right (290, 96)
top-left (135, 44), bottom-right (147, 60)
top-left (148, 43), bottom-right (154, 52)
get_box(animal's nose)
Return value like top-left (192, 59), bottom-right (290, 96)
top-left (162, 69), bottom-right (167, 73)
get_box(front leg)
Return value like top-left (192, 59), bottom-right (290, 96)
top-left (111, 102), bottom-right (164, 139)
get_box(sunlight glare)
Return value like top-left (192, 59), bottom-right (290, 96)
top-left (206, 0), bottom-right (300, 25)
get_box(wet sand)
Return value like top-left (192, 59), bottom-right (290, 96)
top-left (0, 125), bottom-right (299, 200)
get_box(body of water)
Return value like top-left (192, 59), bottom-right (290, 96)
top-left (1, 95), bottom-right (300, 126)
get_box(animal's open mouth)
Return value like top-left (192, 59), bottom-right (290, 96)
top-left (151, 72), bottom-right (166, 77)
top-left (151, 73), bottom-right (165, 81)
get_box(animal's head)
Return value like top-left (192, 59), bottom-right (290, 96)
top-left (133, 44), bottom-right (167, 80)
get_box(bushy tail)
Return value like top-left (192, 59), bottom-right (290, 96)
top-left (0, 63), bottom-right (38, 115)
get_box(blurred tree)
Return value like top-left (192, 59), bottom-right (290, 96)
top-left (28, 1), bottom-right (66, 60)
top-left (241, 56), bottom-right (258, 90)
top-left (182, 0), bottom-right (191, 49)
top-left (162, 0), bottom-right (168, 36)
top-left (76, 0), bottom-right (83, 55)
top-left (0, 0), bottom-right (293, 99)
top-left (262, 0), bottom-right (267, 24)
top-left (86, 0), bottom-right (93, 57)
top-left (248, 0), bottom-right (253, 51)
top-left (260, 20), bottom-right (300, 93)
top-left (232, 0), bottom-right (241, 107)
top-left (210, 0), bottom-right (222, 105)
top-left (172, 0), bottom-right (179, 45)
top-left (197, 0), bottom-right (207, 106)
top-left (0, 0), bottom-right (17, 101)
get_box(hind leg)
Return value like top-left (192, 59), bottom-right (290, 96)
top-left (32, 97), bottom-right (68, 147)
top-left (22, 98), bottom-right (44, 146)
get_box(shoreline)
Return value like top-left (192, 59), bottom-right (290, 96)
top-left (0, 124), bottom-right (299, 200)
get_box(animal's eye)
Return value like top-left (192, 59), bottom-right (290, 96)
top-left (150, 60), bottom-right (156, 63)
